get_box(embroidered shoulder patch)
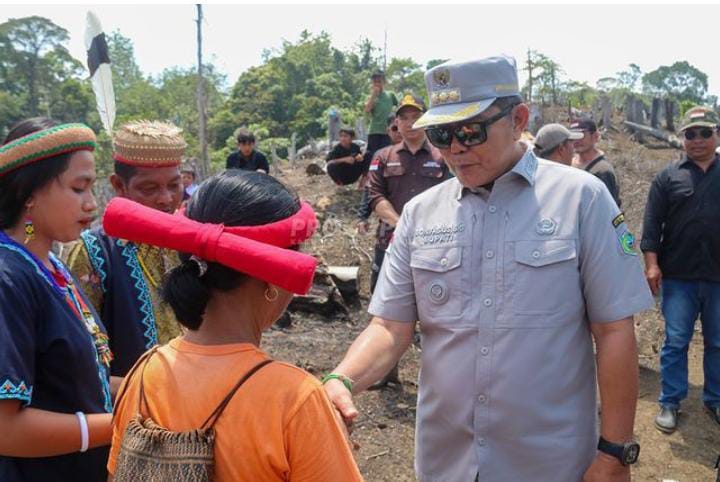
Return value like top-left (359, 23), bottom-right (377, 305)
top-left (618, 229), bottom-right (637, 256)
top-left (612, 213), bottom-right (625, 228)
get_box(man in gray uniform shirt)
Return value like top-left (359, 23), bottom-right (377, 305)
top-left (322, 55), bottom-right (653, 482)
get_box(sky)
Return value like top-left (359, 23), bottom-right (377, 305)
top-left (2, 3), bottom-right (720, 97)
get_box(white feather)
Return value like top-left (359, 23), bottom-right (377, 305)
top-left (85, 11), bottom-right (116, 134)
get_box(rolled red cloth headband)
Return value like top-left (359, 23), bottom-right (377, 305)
top-left (103, 197), bottom-right (319, 294)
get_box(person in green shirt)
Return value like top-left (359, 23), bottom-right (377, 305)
top-left (362, 71), bottom-right (398, 178)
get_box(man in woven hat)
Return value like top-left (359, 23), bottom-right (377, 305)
top-left (324, 56), bottom-right (653, 481)
top-left (642, 106), bottom-right (720, 433)
top-left (65, 120), bottom-right (186, 377)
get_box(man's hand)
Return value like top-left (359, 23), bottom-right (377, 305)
top-left (323, 378), bottom-right (359, 430)
top-left (354, 153), bottom-right (363, 163)
top-left (645, 264), bottom-right (662, 296)
top-left (583, 453), bottom-right (630, 482)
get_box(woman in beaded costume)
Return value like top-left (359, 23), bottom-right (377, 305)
top-left (0, 117), bottom-right (114, 481)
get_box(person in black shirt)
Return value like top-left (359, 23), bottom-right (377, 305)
top-left (325, 128), bottom-right (363, 185)
top-left (641, 106), bottom-right (720, 433)
top-left (225, 129), bottom-right (269, 173)
top-left (570, 119), bottom-right (622, 207)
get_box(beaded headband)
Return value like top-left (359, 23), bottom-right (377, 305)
top-left (0, 123), bottom-right (97, 177)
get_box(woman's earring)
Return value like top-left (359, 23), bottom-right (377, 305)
top-left (24, 218), bottom-right (35, 245)
top-left (264, 286), bottom-right (279, 302)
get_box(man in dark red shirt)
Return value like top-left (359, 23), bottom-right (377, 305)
top-left (366, 93), bottom-right (450, 387)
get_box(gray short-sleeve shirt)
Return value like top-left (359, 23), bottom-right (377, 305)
top-left (369, 146), bottom-right (654, 482)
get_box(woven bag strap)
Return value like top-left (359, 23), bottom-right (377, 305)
top-left (136, 346), bottom-right (161, 416)
top-left (113, 346), bottom-right (159, 416)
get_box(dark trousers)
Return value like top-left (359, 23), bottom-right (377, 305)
top-left (363, 134), bottom-right (392, 173)
top-left (370, 246), bottom-right (387, 294)
top-left (326, 134), bottom-right (391, 186)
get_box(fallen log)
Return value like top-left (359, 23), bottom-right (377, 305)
top-left (288, 264), bottom-right (349, 318)
top-left (327, 266), bottom-right (359, 302)
top-left (623, 121), bottom-right (683, 149)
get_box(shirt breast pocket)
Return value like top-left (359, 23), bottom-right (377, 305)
top-left (410, 246), bottom-right (466, 321)
top-left (420, 164), bottom-right (444, 179)
top-left (383, 163), bottom-right (405, 177)
top-left (504, 239), bottom-right (579, 324)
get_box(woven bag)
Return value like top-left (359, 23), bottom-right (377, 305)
top-left (113, 348), bottom-right (272, 482)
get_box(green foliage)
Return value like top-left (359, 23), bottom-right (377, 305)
top-left (616, 63), bottom-right (642, 92)
top-left (211, 31), bottom-right (385, 148)
top-left (0, 16), bottom-right (82, 133)
top-left (521, 50), bottom-right (564, 105)
top-left (1, 16), bottom-right (716, 170)
top-left (642, 61), bottom-right (708, 103)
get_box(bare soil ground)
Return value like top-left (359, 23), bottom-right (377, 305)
top-left (261, 129), bottom-right (720, 481)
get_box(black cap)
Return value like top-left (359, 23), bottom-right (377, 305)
top-left (569, 119), bottom-right (597, 133)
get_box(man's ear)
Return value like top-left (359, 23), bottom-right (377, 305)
top-left (109, 173), bottom-right (127, 196)
top-left (511, 104), bottom-right (530, 140)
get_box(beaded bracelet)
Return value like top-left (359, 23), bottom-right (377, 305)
top-left (321, 373), bottom-right (353, 393)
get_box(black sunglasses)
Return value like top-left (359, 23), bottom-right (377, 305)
top-left (684, 127), bottom-right (715, 140)
top-left (425, 103), bottom-right (517, 149)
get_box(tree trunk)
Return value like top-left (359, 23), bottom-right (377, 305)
top-left (289, 132), bottom-right (297, 166)
top-left (623, 120), bottom-right (683, 149)
top-left (600, 95), bottom-right (612, 129)
top-left (665, 98), bottom-right (676, 132)
top-left (526, 49), bottom-right (533, 103)
top-left (651, 98), bottom-right (662, 129)
top-left (195, 4), bottom-right (209, 179)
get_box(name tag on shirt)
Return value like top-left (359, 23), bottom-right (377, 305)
top-left (387, 162), bottom-right (402, 167)
top-left (423, 161), bottom-right (441, 168)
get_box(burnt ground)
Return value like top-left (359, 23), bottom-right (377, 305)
top-left (260, 130), bottom-right (720, 481)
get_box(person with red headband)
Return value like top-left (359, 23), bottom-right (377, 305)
top-left (105, 170), bottom-right (362, 481)
top-left (66, 120), bottom-right (186, 377)
top-left (0, 117), bottom-right (114, 481)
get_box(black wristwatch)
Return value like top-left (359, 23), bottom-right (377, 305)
top-left (597, 437), bottom-right (640, 466)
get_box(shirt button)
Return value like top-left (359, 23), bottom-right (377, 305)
top-left (480, 346), bottom-right (490, 356)
top-left (488, 205), bottom-right (497, 213)
top-left (485, 250), bottom-right (495, 259)
top-left (478, 438), bottom-right (486, 447)
top-left (532, 250), bottom-right (541, 259)
top-left (440, 258), bottom-right (448, 266)
top-left (477, 394), bottom-right (487, 403)
top-left (483, 298), bottom-right (493, 307)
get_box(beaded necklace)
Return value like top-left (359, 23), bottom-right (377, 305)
top-left (0, 231), bottom-right (113, 369)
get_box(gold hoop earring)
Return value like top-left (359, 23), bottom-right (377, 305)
top-left (264, 286), bottom-right (279, 302)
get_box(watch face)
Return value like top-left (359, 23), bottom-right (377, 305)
top-left (623, 443), bottom-right (640, 464)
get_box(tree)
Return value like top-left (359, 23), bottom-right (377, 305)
top-left (106, 31), bottom-right (144, 95)
top-left (385, 57), bottom-right (424, 98)
top-left (0, 16), bottom-right (81, 116)
top-left (642, 61), bottom-right (708, 103)
top-left (522, 50), bottom-right (564, 105)
top-left (212, 31), bottom-right (384, 153)
top-left (616, 63), bottom-right (642, 92)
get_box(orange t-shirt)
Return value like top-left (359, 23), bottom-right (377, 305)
top-left (108, 338), bottom-right (363, 482)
